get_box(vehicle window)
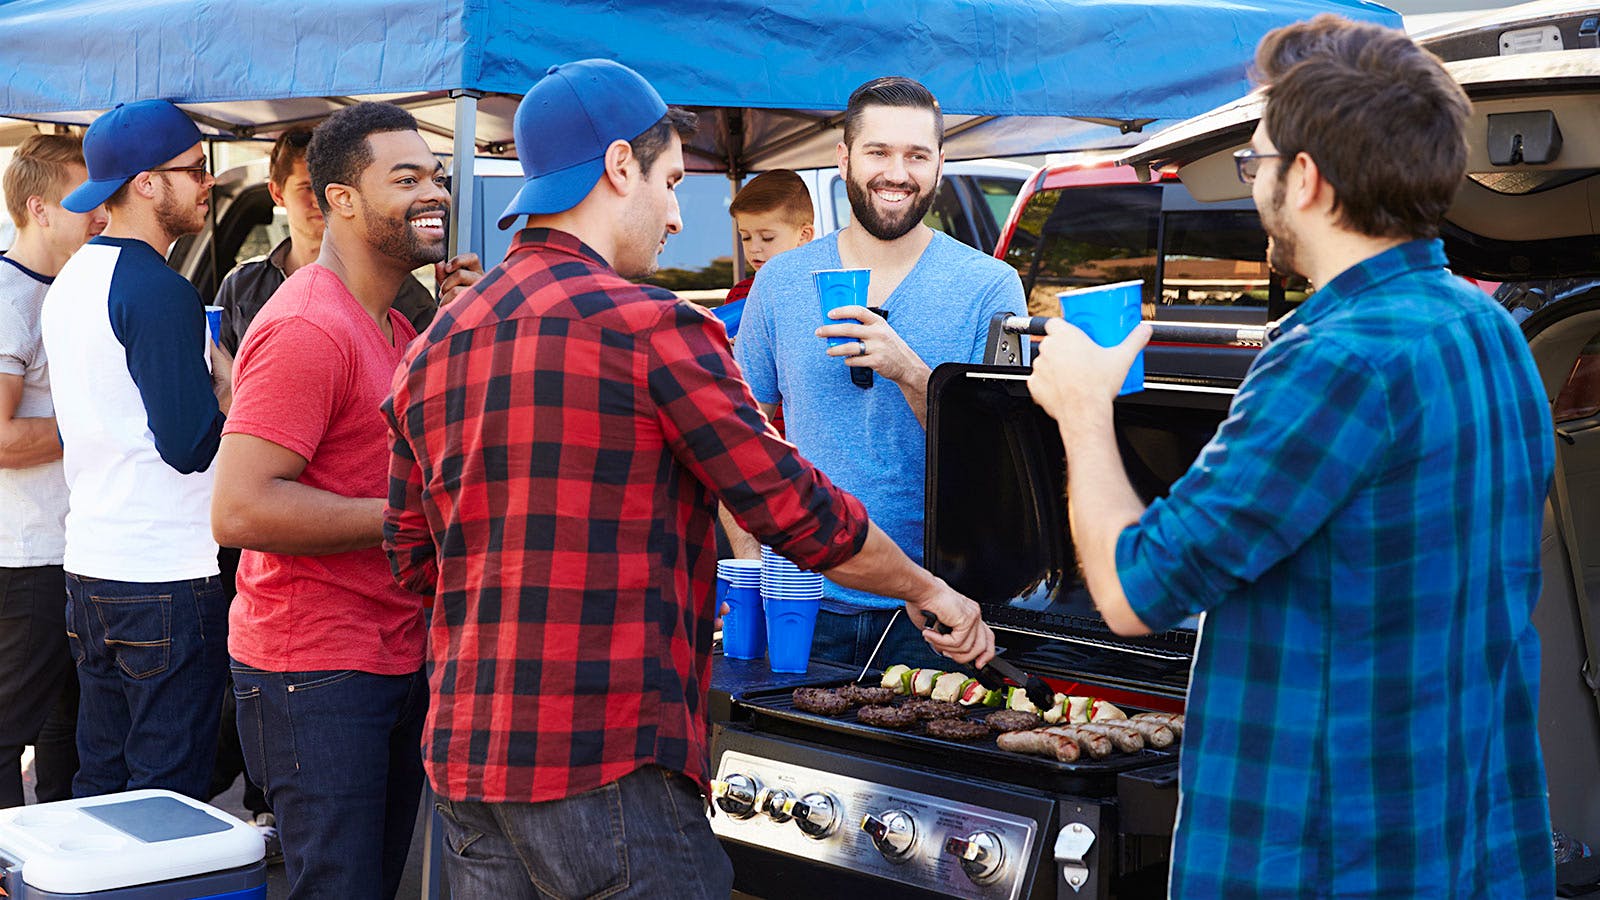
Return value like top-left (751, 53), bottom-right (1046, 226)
top-left (1555, 332), bottom-right (1600, 423)
top-left (831, 177), bottom-right (851, 232)
top-left (1001, 185), bottom-right (1159, 317)
top-left (922, 180), bottom-right (972, 246)
top-left (1160, 210), bottom-right (1307, 314)
top-left (236, 214), bottom-right (287, 270)
top-left (644, 173), bottom-right (736, 293)
top-left (973, 177), bottom-right (1024, 231)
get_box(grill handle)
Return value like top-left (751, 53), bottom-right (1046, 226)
top-left (985, 311), bottom-right (1269, 366)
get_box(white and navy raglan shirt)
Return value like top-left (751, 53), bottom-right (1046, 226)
top-left (41, 236), bottom-right (224, 581)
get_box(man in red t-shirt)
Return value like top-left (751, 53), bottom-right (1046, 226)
top-left (209, 103), bottom-right (481, 899)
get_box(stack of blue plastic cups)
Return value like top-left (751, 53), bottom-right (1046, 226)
top-left (716, 559), bottom-right (765, 659)
top-left (759, 547), bottom-right (824, 673)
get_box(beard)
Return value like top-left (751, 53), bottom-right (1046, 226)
top-left (1261, 175), bottom-right (1301, 279)
top-left (846, 170), bottom-right (937, 242)
top-left (615, 192), bottom-right (669, 280)
top-left (364, 201), bottom-right (447, 269)
top-left (154, 179), bottom-right (206, 239)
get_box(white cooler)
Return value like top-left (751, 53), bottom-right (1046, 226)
top-left (0, 790), bottom-right (266, 899)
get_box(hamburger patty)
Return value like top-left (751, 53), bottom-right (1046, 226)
top-left (902, 699), bottom-right (966, 720)
top-left (792, 688), bottom-right (851, 716)
top-left (985, 709), bottom-right (1043, 732)
top-left (857, 704), bottom-right (920, 729)
top-left (838, 684), bottom-right (897, 706)
top-left (923, 717), bottom-right (992, 741)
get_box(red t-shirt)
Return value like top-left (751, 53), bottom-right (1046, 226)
top-left (224, 264), bottom-right (424, 675)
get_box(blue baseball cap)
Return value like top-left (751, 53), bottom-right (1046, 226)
top-left (63, 100), bottom-right (203, 213)
top-left (498, 59), bottom-right (668, 229)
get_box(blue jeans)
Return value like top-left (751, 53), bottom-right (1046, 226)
top-left (232, 664), bottom-right (427, 900)
top-left (809, 600), bottom-right (951, 671)
top-left (434, 765), bottom-right (733, 900)
top-left (65, 573), bottom-right (228, 799)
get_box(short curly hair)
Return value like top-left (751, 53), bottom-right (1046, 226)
top-left (307, 102), bottom-right (420, 214)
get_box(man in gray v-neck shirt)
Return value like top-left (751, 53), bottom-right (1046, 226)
top-left (734, 77), bottom-right (1023, 669)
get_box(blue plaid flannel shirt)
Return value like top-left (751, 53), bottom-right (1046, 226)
top-left (1117, 240), bottom-right (1556, 898)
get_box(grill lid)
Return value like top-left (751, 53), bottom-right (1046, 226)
top-left (924, 363), bottom-right (1232, 695)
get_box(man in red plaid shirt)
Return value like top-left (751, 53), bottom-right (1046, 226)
top-left (383, 60), bottom-right (995, 898)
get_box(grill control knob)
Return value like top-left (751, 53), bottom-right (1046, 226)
top-left (944, 831), bottom-right (1005, 883)
top-left (756, 788), bottom-right (796, 823)
top-left (781, 792), bottom-right (839, 839)
top-left (709, 774), bottom-right (762, 819)
top-left (860, 809), bottom-right (916, 860)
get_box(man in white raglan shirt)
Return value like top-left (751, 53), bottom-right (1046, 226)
top-left (41, 99), bottom-right (233, 800)
top-left (0, 134), bottom-right (107, 808)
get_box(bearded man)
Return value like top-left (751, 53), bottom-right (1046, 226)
top-left (734, 76), bottom-right (1024, 668)
top-left (209, 102), bottom-right (480, 899)
top-left (1028, 16), bottom-right (1554, 897)
top-left (41, 100), bottom-right (234, 801)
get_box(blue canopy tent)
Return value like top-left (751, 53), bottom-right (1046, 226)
top-left (0, 0), bottom-right (1400, 256)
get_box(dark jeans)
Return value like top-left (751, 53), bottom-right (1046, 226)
top-left (205, 546), bottom-right (269, 818)
top-left (0, 565), bottom-right (78, 806)
top-left (232, 663), bottom-right (428, 900)
top-left (810, 600), bottom-right (951, 671)
top-left (434, 765), bottom-right (733, 900)
top-left (66, 572), bottom-right (228, 800)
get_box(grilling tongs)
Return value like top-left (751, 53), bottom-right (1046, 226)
top-left (919, 611), bottom-right (1057, 711)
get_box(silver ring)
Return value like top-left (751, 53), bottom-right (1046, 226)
top-left (857, 341), bottom-right (868, 357)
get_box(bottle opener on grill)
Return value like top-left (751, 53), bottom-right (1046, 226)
top-left (920, 612), bottom-right (1056, 710)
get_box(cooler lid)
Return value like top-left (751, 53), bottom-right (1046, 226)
top-left (0, 789), bottom-right (265, 893)
top-left (924, 363), bottom-right (1232, 695)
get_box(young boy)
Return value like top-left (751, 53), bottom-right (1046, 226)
top-left (714, 169), bottom-right (814, 340)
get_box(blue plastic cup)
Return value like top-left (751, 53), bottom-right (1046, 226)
top-left (1057, 280), bottom-right (1144, 395)
top-left (812, 268), bottom-right (870, 348)
top-left (204, 305), bottom-right (224, 345)
top-left (721, 584), bottom-right (767, 660)
top-left (764, 596), bottom-right (820, 674)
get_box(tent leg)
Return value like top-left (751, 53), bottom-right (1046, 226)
top-left (449, 91), bottom-right (482, 263)
top-left (729, 172), bottom-right (745, 284)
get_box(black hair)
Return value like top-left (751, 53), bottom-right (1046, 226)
top-left (307, 102), bottom-right (420, 214)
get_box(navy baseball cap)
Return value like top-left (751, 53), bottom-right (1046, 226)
top-left (63, 100), bottom-right (203, 213)
top-left (498, 59), bottom-right (668, 229)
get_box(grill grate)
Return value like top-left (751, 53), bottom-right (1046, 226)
top-left (736, 681), bottom-right (1175, 780)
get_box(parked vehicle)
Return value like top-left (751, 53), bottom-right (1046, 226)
top-left (170, 156), bottom-right (1030, 306)
top-left (992, 154), bottom-right (1303, 382)
top-left (1119, 3), bottom-right (1600, 870)
top-left (477, 157), bottom-right (1031, 299)
top-left (994, 154), bottom-right (1305, 324)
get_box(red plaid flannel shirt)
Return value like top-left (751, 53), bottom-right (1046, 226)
top-left (383, 229), bottom-right (869, 803)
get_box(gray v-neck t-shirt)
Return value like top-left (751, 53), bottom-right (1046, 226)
top-left (0, 255), bottom-right (67, 565)
top-left (735, 231), bottom-right (1024, 608)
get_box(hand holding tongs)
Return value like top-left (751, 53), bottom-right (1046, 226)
top-left (920, 612), bottom-right (1056, 710)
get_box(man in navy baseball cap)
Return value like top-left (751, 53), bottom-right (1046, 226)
top-left (496, 58), bottom-right (672, 229)
top-left (63, 99), bottom-right (205, 214)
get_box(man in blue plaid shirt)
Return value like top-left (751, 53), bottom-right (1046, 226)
top-left (1029, 16), bottom-right (1556, 899)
